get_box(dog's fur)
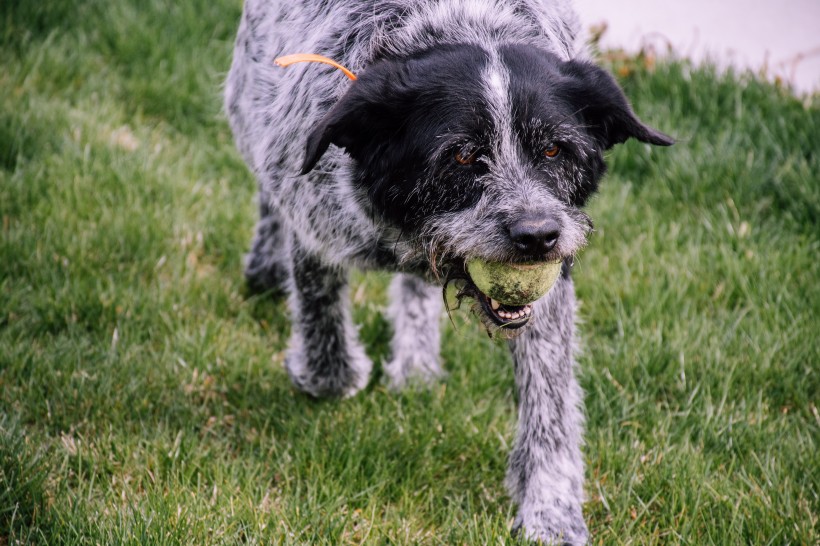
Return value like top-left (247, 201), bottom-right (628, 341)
top-left (225, 1), bottom-right (672, 543)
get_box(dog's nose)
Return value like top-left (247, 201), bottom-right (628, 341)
top-left (508, 215), bottom-right (561, 256)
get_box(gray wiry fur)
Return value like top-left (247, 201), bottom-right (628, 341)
top-left (226, 1), bottom-right (594, 543)
top-left (507, 280), bottom-right (586, 544)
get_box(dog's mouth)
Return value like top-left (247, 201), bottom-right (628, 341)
top-left (442, 257), bottom-right (568, 334)
top-left (448, 269), bottom-right (535, 331)
top-left (473, 288), bottom-right (534, 329)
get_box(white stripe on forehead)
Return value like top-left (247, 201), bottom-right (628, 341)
top-left (481, 49), bottom-right (519, 168)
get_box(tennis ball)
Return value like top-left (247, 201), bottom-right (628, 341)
top-left (466, 258), bottom-right (563, 306)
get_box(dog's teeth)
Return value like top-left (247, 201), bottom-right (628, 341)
top-left (490, 298), bottom-right (500, 310)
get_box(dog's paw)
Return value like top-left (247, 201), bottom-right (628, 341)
top-left (285, 338), bottom-right (372, 398)
top-left (382, 353), bottom-right (445, 391)
top-left (512, 507), bottom-right (588, 546)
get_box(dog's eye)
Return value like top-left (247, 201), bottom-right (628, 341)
top-left (544, 144), bottom-right (561, 158)
top-left (455, 144), bottom-right (479, 165)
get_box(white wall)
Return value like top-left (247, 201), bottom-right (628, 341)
top-left (574, 0), bottom-right (820, 94)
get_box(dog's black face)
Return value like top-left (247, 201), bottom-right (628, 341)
top-left (304, 44), bottom-right (672, 329)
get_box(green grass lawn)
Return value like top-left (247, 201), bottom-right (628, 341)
top-left (1, 1), bottom-right (818, 544)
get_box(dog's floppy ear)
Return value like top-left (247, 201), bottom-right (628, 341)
top-left (561, 60), bottom-right (674, 149)
top-left (302, 61), bottom-right (398, 174)
top-left (302, 91), bottom-right (370, 174)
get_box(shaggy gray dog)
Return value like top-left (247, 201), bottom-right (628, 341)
top-left (225, 1), bottom-right (672, 543)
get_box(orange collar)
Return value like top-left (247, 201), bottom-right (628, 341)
top-left (274, 53), bottom-right (357, 81)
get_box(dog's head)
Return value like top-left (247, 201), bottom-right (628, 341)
top-left (302, 44), bottom-right (673, 331)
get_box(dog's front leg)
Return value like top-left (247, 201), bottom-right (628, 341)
top-left (283, 238), bottom-right (372, 398)
top-left (244, 197), bottom-right (289, 295)
top-left (506, 277), bottom-right (588, 545)
top-left (383, 274), bottom-right (444, 390)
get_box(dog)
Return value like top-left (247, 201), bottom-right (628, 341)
top-left (224, 1), bottom-right (673, 543)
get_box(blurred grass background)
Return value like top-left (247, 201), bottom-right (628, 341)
top-left (1, 0), bottom-right (818, 544)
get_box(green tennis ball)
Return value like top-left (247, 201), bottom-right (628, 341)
top-left (466, 259), bottom-right (563, 306)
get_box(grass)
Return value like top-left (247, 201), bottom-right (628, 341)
top-left (1, 1), bottom-right (818, 544)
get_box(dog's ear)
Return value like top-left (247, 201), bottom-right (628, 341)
top-left (302, 90), bottom-right (370, 174)
top-left (561, 60), bottom-right (674, 149)
top-left (302, 61), bottom-right (399, 174)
